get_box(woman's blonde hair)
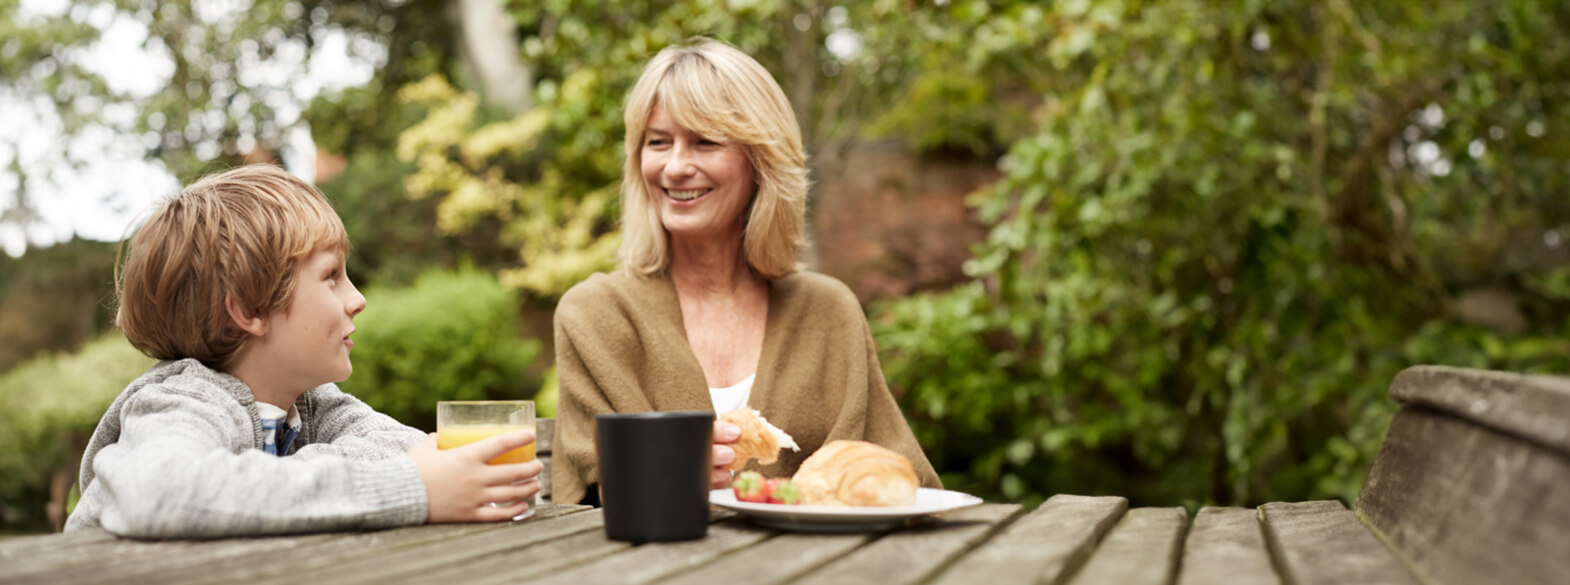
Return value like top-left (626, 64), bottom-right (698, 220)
top-left (617, 38), bottom-right (808, 278)
top-left (115, 164), bottom-right (349, 369)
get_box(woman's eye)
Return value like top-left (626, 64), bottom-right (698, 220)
top-left (645, 138), bottom-right (668, 147)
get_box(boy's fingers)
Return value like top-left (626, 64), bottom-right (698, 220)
top-left (482, 460), bottom-right (543, 485)
top-left (467, 430), bottom-right (536, 460)
top-left (484, 479), bottom-right (540, 504)
top-left (478, 501), bottom-right (531, 522)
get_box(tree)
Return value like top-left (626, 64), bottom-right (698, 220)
top-left (873, 0), bottom-right (1570, 508)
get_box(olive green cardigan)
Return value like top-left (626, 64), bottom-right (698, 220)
top-left (552, 269), bottom-right (941, 506)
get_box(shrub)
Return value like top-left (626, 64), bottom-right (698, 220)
top-left (0, 334), bottom-right (154, 530)
top-left (341, 269), bottom-right (543, 430)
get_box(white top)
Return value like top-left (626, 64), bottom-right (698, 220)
top-left (709, 373), bottom-right (756, 414)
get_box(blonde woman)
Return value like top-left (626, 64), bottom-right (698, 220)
top-left (553, 38), bottom-right (940, 506)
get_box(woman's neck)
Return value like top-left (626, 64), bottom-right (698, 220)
top-left (669, 235), bottom-right (758, 297)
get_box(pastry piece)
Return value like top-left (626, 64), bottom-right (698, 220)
top-left (792, 440), bottom-right (919, 507)
top-left (719, 408), bottom-right (799, 471)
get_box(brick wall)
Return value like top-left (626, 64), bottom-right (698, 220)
top-left (810, 145), bottom-right (998, 302)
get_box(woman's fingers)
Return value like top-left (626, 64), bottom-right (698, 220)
top-left (713, 421), bottom-right (741, 445)
top-left (712, 444), bottom-right (735, 468)
top-left (711, 468), bottom-right (732, 488)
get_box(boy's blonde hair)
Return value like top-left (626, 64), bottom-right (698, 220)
top-left (618, 38), bottom-right (809, 279)
top-left (115, 164), bottom-right (349, 369)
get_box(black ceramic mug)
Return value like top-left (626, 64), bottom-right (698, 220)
top-left (596, 411), bottom-right (714, 542)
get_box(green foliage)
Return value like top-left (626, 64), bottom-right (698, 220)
top-left (875, 0), bottom-right (1570, 508)
top-left (0, 238), bottom-right (120, 372)
top-left (341, 269), bottom-right (542, 431)
top-left (0, 333), bottom-right (154, 529)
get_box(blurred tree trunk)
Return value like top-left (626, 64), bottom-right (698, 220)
top-left (452, 0), bottom-right (533, 112)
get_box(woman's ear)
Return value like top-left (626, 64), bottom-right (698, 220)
top-left (224, 294), bottom-right (268, 337)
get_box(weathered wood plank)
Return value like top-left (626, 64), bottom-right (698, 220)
top-left (1065, 507), bottom-right (1187, 585)
top-left (1175, 507), bottom-right (1280, 585)
top-left (1388, 365), bottom-right (1570, 454)
top-left (656, 532), bottom-right (872, 585)
top-left (227, 505), bottom-right (596, 585)
top-left (925, 495), bottom-right (1127, 585)
top-left (536, 417), bottom-right (555, 454)
top-left (1357, 408), bottom-right (1570, 585)
top-left (0, 529), bottom-right (339, 584)
top-left (1260, 500), bottom-right (1420, 585)
top-left (0, 528), bottom-right (117, 560)
top-left (0, 504), bottom-right (588, 585)
top-left (417, 524), bottom-right (633, 585)
top-left (522, 519), bottom-right (774, 585)
top-left (538, 417), bottom-right (554, 503)
top-left (787, 503), bottom-right (1024, 585)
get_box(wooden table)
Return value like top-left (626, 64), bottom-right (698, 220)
top-left (0, 494), bottom-right (1428, 585)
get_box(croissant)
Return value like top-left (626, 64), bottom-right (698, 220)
top-left (792, 440), bottom-right (919, 507)
top-left (719, 408), bottom-right (799, 471)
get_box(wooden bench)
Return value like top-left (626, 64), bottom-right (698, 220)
top-left (1357, 365), bottom-right (1570, 585)
top-left (537, 417), bottom-right (554, 504)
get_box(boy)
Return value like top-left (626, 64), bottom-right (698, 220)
top-left (65, 164), bottom-right (540, 538)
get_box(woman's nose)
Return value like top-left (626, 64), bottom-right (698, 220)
top-left (664, 146), bottom-right (697, 178)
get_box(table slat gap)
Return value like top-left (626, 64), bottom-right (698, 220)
top-left (1064, 507), bottom-right (1188, 585)
top-left (1174, 507), bottom-right (1280, 585)
top-left (1259, 500), bottom-right (1422, 585)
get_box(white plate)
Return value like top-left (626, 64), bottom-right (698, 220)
top-left (709, 487), bottom-right (984, 533)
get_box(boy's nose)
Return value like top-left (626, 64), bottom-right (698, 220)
top-left (345, 283), bottom-right (367, 316)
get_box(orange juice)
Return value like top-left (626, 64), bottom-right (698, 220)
top-left (437, 424), bottom-right (537, 464)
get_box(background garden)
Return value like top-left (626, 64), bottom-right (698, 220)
top-left (2, 0), bottom-right (1568, 534)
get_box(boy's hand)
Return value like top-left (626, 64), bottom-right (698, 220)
top-left (408, 431), bottom-right (543, 523)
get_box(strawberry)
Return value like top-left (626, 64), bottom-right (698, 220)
top-left (767, 478), bottom-right (802, 505)
top-left (732, 471), bottom-right (768, 503)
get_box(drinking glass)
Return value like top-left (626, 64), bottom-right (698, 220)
top-left (437, 400), bottom-right (537, 520)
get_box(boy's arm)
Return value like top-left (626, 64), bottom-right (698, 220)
top-left (89, 384), bottom-right (427, 538)
top-left (290, 384), bottom-right (428, 460)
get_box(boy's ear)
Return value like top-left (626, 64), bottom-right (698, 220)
top-left (224, 294), bottom-right (268, 337)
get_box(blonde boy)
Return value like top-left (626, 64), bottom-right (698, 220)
top-left (66, 164), bottom-right (540, 538)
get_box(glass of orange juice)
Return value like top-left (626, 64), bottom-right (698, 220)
top-left (437, 400), bottom-right (537, 519)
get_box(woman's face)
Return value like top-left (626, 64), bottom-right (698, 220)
top-left (640, 104), bottom-right (756, 243)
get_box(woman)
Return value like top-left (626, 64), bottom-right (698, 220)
top-left (553, 38), bottom-right (940, 506)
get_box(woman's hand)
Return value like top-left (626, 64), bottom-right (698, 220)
top-left (408, 431), bottom-right (543, 523)
top-left (711, 421), bottom-right (741, 488)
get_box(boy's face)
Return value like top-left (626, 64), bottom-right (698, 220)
top-left (247, 248), bottom-right (365, 389)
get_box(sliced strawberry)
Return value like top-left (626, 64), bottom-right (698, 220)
top-left (768, 479), bottom-right (802, 505)
top-left (732, 471), bottom-right (767, 503)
